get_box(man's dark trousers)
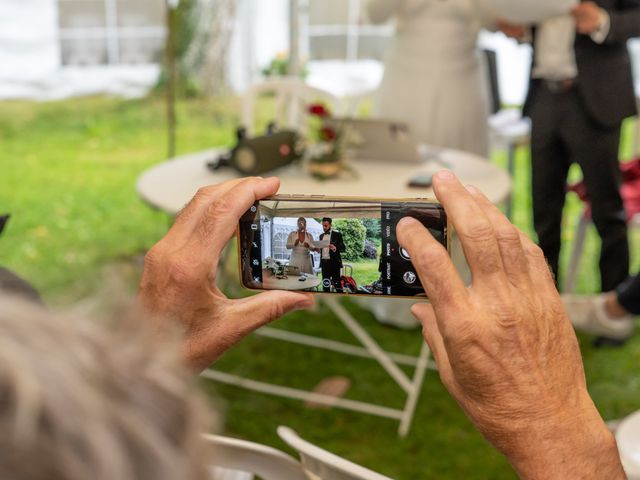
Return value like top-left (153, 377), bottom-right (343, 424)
top-left (524, 0), bottom-right (640, 292)
top-left (321, 259), bottom-right (342, 293)
top-left (529, 84), bottom-right (628, 291)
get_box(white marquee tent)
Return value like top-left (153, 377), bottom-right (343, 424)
top-left (1, 0), bottom-right (637, 103)
top-left (0, 0), bottom-right (290, 100)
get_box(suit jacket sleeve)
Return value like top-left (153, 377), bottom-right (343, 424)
top-left (335, 232), bottom-right (346, 254)
top-left (604, 0), bottom-right (640, 45)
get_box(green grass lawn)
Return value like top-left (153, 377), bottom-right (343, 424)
top-left (1, 95), bottom-right (640, 479)
top-left (347, 258), bottom-right (381, 287)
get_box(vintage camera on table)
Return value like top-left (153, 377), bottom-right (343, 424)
top-left (209, 123), bottom-right (305, 176)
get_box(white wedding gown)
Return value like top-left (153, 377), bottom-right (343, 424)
top-left (364, 0), bottom-right (492, 328)
top-left (368, 0), bottom-right (494, 157)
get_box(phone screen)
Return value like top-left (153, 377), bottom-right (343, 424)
top-left (238, 196), bottom-right (447, 298)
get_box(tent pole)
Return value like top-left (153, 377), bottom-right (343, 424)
top-left (288, 0), bottom-right (299, 76)
top-left (165, 0), bottom-right (178, 159)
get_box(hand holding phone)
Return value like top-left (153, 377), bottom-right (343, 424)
top-left (138, 178), bottom-right (314, 371)
top-left (395, 171), bottom-right (621, 479)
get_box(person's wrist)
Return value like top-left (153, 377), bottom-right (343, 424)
top-left (502, 392), bottom-right (624, 479)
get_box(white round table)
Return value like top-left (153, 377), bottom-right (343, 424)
top-left (137, 148), bottom-right (511, 215)
top-left (262, 272), bottom-right (322, 291)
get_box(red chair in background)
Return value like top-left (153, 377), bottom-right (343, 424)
top-left (564, 158), bottom-right (640, 292)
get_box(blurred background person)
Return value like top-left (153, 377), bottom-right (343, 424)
top-left (286, 217), bottom-right (315, 274)
top-left (367, 0), bottom-right (500, 157)
top-left (0, 296), bottom-right (212, 480)
top-left (508, 1), bottom-right (640, 292)
top-left (365, 0), bottom-right (507, 328)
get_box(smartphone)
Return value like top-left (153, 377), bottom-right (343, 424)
top-left (238, 195), bottom-right (448, 298)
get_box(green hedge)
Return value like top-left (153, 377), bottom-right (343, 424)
top-left (334, 219), bottom-right (366, 261)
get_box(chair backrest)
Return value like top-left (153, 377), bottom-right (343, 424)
top-left (615, 410), bottom-right (640, 480)
top-left (634, 95), bottom-right (640, 157)
top-left (203, 433), bottom-right (307, 480)
top-left (482, 49), bottom-right (501, 115)
top-left (277, 426), bottom-right (393, 480)
top-left (242, 77), bottom-right (339, 136)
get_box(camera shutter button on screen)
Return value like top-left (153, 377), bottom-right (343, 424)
top-left (403, 271), bottom-right (417, 284)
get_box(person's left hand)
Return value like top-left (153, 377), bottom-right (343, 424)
top-left (138, 177), bottom-right (315, 371)
top-left (303, 242), bottom-right (310, 248)
top-left (571, 2), bottom-right (605, 35)
top-left (329, 244), bottom-right (337, 252)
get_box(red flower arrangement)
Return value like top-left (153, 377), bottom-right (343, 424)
top-left (308, 103), bottom-right (330, 117)
top-left (320, 125), bottom-right (337, 141)
top-left (305, 102), bottom-right (346, 179)
top-left (307, 102), bottom-right (339, 144)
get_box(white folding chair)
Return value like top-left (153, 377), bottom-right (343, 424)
top-left (484, 49), bottom-right (531, 220)
top-left (203, 433), bottom-right (306, 480)
top-left (608, 410), bottom-right (640, 480)
top-left (242, 77), bottom-right (339, 136)
top-left (277, 426), bottom-right (394, 480)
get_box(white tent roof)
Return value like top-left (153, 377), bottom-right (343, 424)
top-left (270, 216), bottom-right (323, 233)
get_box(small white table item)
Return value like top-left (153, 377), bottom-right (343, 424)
top-left (136, 147), bottom-right (511, 437)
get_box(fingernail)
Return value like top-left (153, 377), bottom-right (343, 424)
top-left (397, 217), bottom-right (419, 230)
top-left (296, 297), bottom-right (314, 309)
top-left (465, 184), bottom-right (479, 194)
top-left (435, 170), bottom-right (455, 181)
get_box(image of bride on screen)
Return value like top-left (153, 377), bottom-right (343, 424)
top-left (286, 217), bottom-right (315, 275)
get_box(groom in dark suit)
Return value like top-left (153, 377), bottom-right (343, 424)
top-left (517, 0), bottom-right (640, 292)
top-left (319, 218), bottom-right (346, 293)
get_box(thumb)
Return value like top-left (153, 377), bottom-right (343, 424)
top-left (228, 290), bottom-right (315, 331)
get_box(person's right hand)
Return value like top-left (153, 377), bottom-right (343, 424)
top-left (571, 2), bottom-right (606, 35)
top-left (396, 171), bottom-right (625, 479)
top-left (497, 18), bottom-right (526, 40)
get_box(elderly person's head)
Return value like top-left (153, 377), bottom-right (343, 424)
top-left (0, 295), bottom-right (213, 480)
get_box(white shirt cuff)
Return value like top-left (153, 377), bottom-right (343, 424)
top-left (590, 9), bottom-right (610, 44)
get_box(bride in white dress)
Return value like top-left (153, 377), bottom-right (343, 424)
top-left (286, 218), bottom-right (315, 275)
top-left (368, 0), bottom-right (497, 157)
top-left (366, 0), bottom-right (497, 328)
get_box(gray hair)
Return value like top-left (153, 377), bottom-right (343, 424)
top-left (0, 295), bottom-right (215, 480)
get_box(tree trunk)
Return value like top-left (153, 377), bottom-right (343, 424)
top-left (165, 2), bottom-right (178, 158)
top-left (185, 0), bottom-right (238, 96)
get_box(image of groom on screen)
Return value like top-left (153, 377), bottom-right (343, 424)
top-left (319, 218), bottom-right (346, 293)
